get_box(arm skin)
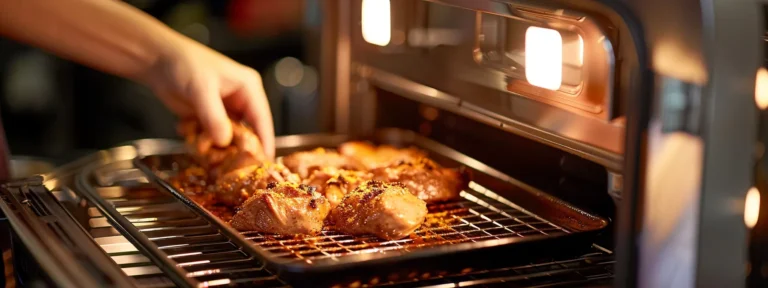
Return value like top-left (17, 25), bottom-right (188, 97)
top-left (0, 0), bottom-right (178, 84)
top-left (0, 0), bottom-right (276, 163)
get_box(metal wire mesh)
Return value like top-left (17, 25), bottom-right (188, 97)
top-left (80, 166), bottom-right (289, 288)
top-left (239, 181), bottom-right (570, 262)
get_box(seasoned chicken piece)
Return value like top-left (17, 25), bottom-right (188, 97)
top-left (281, 147), bottom-right (363, 178)
top-left (370, 158), bottom-right (470, 203)
top-left (178, 118), bottom-right (267, 179)
top-left (303, 167), bottom-right (373, 208)
top-left (230, 182), bottom-right (331, 235)
top-left (328, 181), bottom-right (427, 240)
top-left (214, 163), bottom-right (301, 207)
top-left (338, 141), bottom-right (427, 170)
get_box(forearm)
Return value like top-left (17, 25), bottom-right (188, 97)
top-left (0, 0), bottom-right (182, 82)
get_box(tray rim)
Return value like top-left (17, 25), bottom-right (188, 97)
top-left (131, 128), bottom-right (609, 274)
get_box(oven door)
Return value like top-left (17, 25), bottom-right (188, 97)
top-left (616, 1), bottom-right (761, 288)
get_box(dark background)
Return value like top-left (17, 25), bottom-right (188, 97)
top-left (0, 0), bottom-right (321, 164)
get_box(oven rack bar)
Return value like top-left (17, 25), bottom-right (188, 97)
top-left (78, 160), bottom-right (289, 288)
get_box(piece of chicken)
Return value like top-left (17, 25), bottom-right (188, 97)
top-left (229, 182), bottom-right (331, 235)
top-left (370, 158), bottom-right (471, 203)
top-left (281, 147), bottom-right (364, 178)
top-left (178, 118), bottom-right (267, 179)
top-left (338, 141), bottom-right (427, 170)
top-left (214, 163), bottom-right (301, 206)
top-left (303, 167), bottom-right (373, 208)
top-left (328, 181), bottom-right (427, 240)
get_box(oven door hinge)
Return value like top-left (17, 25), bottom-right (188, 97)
top-left (659, 77), bottom-right (704, 136)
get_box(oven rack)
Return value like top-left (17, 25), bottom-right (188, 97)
top-left (5, 168), bottom-right (613, 287)
top-left (80, 173), bottom-right (613, 287)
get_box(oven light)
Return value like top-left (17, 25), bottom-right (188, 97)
top-left (525, 26), bottom-right (562, 90)
top-left (578, 35), bottom-right (584, 66)
top-left (744, 187), bottom-right (760, 229)
top-left (755, 67), bottom-right (768, 109)
top-left (361, 0), bottom-right (391, 46)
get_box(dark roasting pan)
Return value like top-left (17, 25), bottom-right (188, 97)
top-left (122, 128), bottom-right (608, 285)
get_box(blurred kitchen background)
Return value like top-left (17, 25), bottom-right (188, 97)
top-left (0, 0), bottom-right (323, 164)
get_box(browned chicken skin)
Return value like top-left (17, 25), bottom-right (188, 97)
top-left (328, 181), bottom-right (427, 240)
top-left (303, 167), bottom-right (373, 208)
top-left (370, 158), bottom-right (470, 203)
top-left (178, 118), bottom-right (267, 179)
top-left (281, 147), bottom-right (364, 178)
top-left (170, 130), bottom-right (469, 239)
top-left (230, 182), bottom-right (331, 235)
top-left (338, 141), bottom-right (427, 170)
top-left (214, 163), bottom-right (301, 206)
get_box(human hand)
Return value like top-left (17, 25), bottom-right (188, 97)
top-left (139, 36), bottom-right (275, 160)
top-left (0, 0), bottom-right (274, 160)
top-left (178, 118), bottom-right (267, 178)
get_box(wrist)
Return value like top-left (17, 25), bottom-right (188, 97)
top-left (131, 27), bottom-right (188, 91)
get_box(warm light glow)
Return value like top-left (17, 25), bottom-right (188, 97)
top-left (198, 279), bottom-right (231, 287)
top-left (525, 26), bottom-right (562, 90)
top-left (755, 67), bottom-right (768, 109)
top-left (361, 0), bottom-right (391, 46)
top-left (578, 35), bottom-right (584, 66)
top-left (745, 187), bottom-right (760, 229)
top-left (275, 57), bottom-right (304, 87)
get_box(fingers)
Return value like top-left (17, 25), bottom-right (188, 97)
top-left (195, 133), bottom-right (214, 156)
top-left (241, 72), bottom-right (276, 161)
top-left (189, 77), bottom-right (233, 147)
top-left (232, 122), bottom-right (267, 162)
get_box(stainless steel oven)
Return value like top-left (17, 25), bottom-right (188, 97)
top-left (0, 0), bottom-right (763, 287)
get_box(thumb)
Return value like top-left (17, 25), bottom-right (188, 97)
top-left (189, 78), bottom-right (233, 147)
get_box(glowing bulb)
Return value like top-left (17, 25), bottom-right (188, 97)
top-left (275, 57), bottom-right (304, 87)
top-left (525, 26), bottom-right (562, 90)
top-left (745, 187), bottom-right (760, 229)
top-left (361, 0), bottom-right (391, 46)
top-left (755, 67), bottom-right (768, 109)
top-left (578, 35), bottom-right (584, 66)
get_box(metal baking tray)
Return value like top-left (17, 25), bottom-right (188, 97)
top-left (126, 128), bottom-right (608, 284)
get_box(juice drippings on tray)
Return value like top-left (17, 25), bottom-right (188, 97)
top-left (169, 165), bottom-right (237, 222)
top-left (404, 204), bottom-right (471, 247)
top-left (169, 166), bottom-right (208, 192)
top-left (409, 233), bottom-right (425, 244)
top-left (423, 204), bottom-right (465, 228)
